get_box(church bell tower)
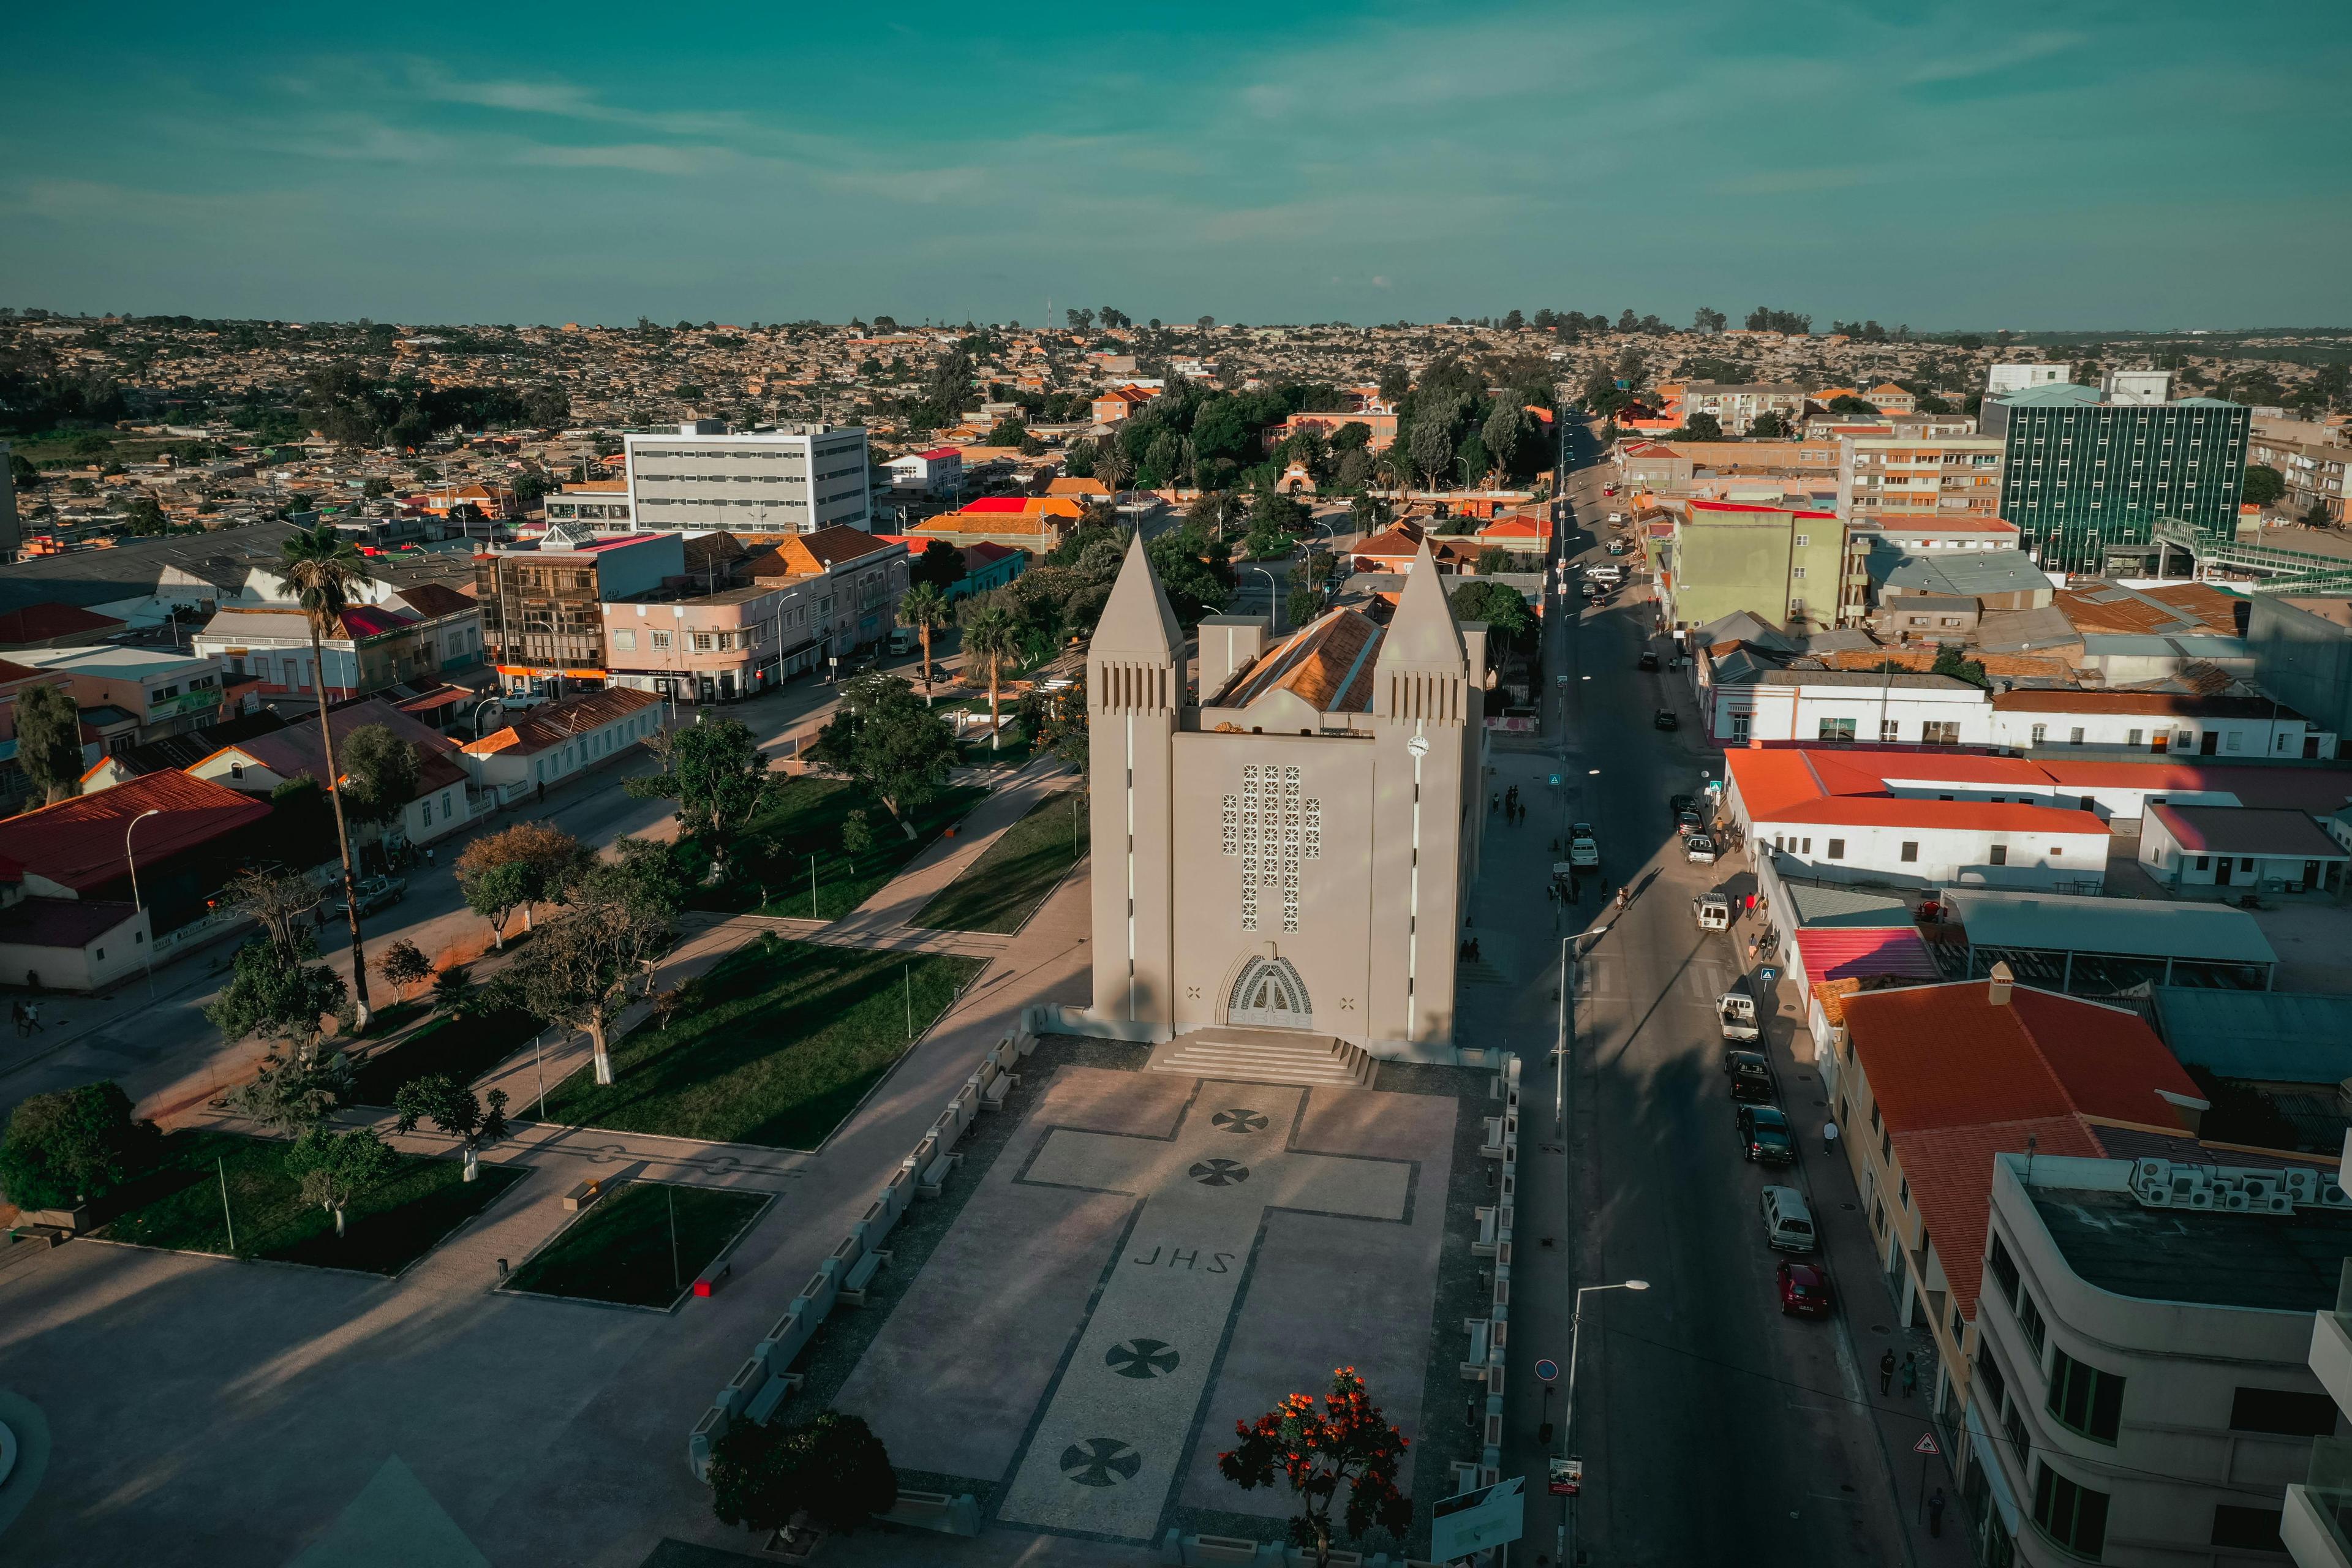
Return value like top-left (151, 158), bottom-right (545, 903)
top-left (1086, 533), bottom-right (1186, 1033)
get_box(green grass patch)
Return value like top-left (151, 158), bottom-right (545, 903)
top-left (504, 1182), bottom-right (769, 1308)
top-left (94, 1129), bottom-right (522, 1275)
top-left (349, 1005), bottom-right (546, 1106)
top-left (692, 775), bottom-right (989, 921)
top-left (912, 788), bottom-right (1088, 933)
top-left (537, 936), bottom-right (985, 1148)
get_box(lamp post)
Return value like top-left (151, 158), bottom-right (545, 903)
top-left (1560, 1279), bottom-right (1650, 1567)
top-left (1251, 566), bottom-right (1281, 633)
top-left (126, 807), bottom-right (162, 995)
top-left (469, 696), bottom-right (501, 741)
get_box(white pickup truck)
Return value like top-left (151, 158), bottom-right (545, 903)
top-left (1719, 987), bottom-right (1760, 1042)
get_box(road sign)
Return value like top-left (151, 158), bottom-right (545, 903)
top-left (1914, 1433), bottom-right (1941, 1456)
top-left (1534, 1359), bottom-right (1560, 1382)
top-left (1548, 774), bottom-right (1562, 785)
top-left (1431, 1476), bottom-right (1525, 1559)
top-left (1547, 1455), bottom-right (1583, 1496)
top-left (1758, 967), bottom-right (1779, 987)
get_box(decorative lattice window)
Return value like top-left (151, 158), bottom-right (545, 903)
top-left (1280, 766), bottom-right (1303, 930)
top-left (1303, 797), bottom-right (1321, 860)
top-left (1220, 794), bottom-right (1239, 856)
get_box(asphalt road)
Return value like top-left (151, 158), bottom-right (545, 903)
top-left (1479, 426), bottom-right (1913, 1567)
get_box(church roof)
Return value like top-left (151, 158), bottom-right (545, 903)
top-left (1373, 538), bottom-right (1467, 673)
top-left (1091, 530), bottom-right (1185, 660)
top-left (1216, 608), bottom-right (1385, 713)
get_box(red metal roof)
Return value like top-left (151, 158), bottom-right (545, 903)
top-left (0, 771), bottom-right (271, 894)
top-left (1792, 927), bottom-right (1939, 982)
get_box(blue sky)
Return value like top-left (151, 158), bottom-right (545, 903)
top-left (4, 1), bottom-right (2347, 328)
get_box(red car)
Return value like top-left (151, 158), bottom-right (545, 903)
top-left (1777, 1261), bottom-right (1834, 1319)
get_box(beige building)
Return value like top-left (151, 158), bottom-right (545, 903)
top-left (1839, 434), bottom-right (2007, 521)
top-left (1079, 534), bottom-right (1484, 1057)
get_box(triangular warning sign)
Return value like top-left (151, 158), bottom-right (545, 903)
top-left (1914, 1433), bottom-right (1940, 1455)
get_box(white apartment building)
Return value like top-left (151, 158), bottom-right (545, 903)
top-left (1970, 1152), bottom-right (2346, 1568)
top-left (541, 481), bottom-right (636, 533)
top-left (1839, 434), bottom-right (2007, 520)
top-left (1987, 364), bottom-right (2073, 396)
top-left (1679, 382), bottom-right (1809, 435)
top-left (625, 423), bottom-right (871, 537)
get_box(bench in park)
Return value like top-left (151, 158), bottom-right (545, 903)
top-left (839, 1248), bottom-right (891, 1306)
top-left (1472, 1205), bottom-right (1499, 1257)
top-left (562, 1179), bottom-right (613, 1213)
top-left (742, 1370), bottom-right (802, 1426)
top-left (916, 1151), bottom-right (960, 1199)
top-left (1461, 1317), bottom-right (1493, 1378)
top-left (881, 1489), bottom-right (982, 1536)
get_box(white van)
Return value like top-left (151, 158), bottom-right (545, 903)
top-left (1585, 562), bottom-right (1624, 586)
top-left (1760, 1186), bottom-right (1817, 1252)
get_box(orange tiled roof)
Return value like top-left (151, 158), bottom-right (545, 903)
top-left (1217, 608), bottom-right (1384, 714)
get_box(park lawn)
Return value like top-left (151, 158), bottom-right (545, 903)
top-left (693, 775), bottom-right (989, 921)
top-left (94, 1129), bottom-right (522, 1275)
top-left (911, 788), bottom-right (1088, 934)
top-left (505, 1182), bottom-right (769, 1308)
top-left (349, 1005), bottom-right (545, 1105)
top-left (537, 937), bottom-right (985, 1149)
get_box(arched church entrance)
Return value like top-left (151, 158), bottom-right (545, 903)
top-left (1227, 956), bottom-right (1313, 1029)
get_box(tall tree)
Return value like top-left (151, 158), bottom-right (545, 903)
top-left (1218, 1368), bottom-right (1412, 1568)
top-left (896, 581), bottom-right (953, 688)
top-left (495, 850), bottom-right (678, 1085)
top-left (959, 606), bottom-right (1023, 753)
top-left (338, 723), bottom-right (420, 827)
top-left (278, 522), bottom-right (379, 1025)
top-left (0, 1080), bottom-right (155, 1210)
top-left (709, 1411), bottom-right (899, 1539)
top-left (625, 718), bottom-right (774, 859)
top-left (392, 1073), bottom-right (510, 1172)
top-left (809, 673), bottom-right (957, 835)
top-left (375, 938), bottom-right (432, 1000)
top-left (15, 682), bottom-right (84, 804)
top-left (455, 821), bottom-right (589, 948)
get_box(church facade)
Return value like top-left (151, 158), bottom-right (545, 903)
top-left (1082, 533), bottom-right (1488, 1057)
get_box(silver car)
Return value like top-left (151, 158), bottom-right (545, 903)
top-left (1684, 835), bottom-right (1719, 865)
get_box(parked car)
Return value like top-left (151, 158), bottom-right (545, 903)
top-left (1685, 834), bottom-right (1719, 865)
top-left (1693, 891), bottom-right (1730, 931)
top-left (1724, 1049), bottom-right (1773, 1102)
top-left (1586, 562), bottom-right (1624, 585)
top-left (1653, 708), bottom-right (1679, 731)
top-left (328, 874), bottom-right (409, 920)
top-left (1604, 484), bottom-right (1619, 497)
top-left (1738, 1104), bottom-right (1797, 1165)
top-left (1607, 539), bottom-right (1632, 557)
top-left (1637, 649), bottom-right (1659, 671)
top-left (1667, 792), bottom-right (1697, 823)
top-left (1568, 823), bottom-right (1600, 869)
top-left (1777, 1259), bottom-right (1834, 1316)
top-left (1760, 1185), bottom-right (1817, 1252)
top-left (1675, 809), bottom-right (1703, 838)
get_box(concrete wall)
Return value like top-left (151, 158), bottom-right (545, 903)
top-left (1753, 818), bottom-right (2109, 891)
top-left (2249, 596), bottom-right (2352, 748)
top-left (1713, 682), bottom-right (1990, 745)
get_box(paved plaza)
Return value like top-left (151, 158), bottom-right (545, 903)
top-left (835, 1058), bottom-right (1460, 1547)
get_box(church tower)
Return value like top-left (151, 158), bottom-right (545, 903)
top-left (1366, 540), bottom-right (1472, 1046)
top-left (1087, 532), bottom-right (1185, 1033)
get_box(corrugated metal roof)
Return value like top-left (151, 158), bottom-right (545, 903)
top-left (1783, 880), bottom-right (1915, 929)
top-left (1940, 889), bottom-right (2278, 965)
top-left (2150, 988), bottom-right (2352, 1085)
top-left (1795, 926), bottom-right (1941, 981)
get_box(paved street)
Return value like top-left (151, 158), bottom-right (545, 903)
top-left (1471, 428), bottom-right (1968, 1568)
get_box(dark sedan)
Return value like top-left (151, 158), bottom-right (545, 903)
top-left (1736, 1104), bottom-right (1796, 1165)
top-left (1653, 708), bottom-right (1679, 730)
top-left (1724, 1049), bottom-right (1774, 1102)
top-left (1777, 1261), bottom-right (1834, 1319)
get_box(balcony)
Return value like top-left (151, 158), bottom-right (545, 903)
top-left (2284, 1438), bottom-right (2352, 1568)
top-left (2312, 1267), bottom-right (2352, 1417)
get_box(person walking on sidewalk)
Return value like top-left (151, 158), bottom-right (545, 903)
top-left (1901, 1352), bottom-right (1920, 1398)
top-left (1879, 1349), bottom-right (1896, 1395)
top-left (1928, 1488), bottom-right (1947, 1537)
top-left (1823, 1120), bottom-right (1840, 1158)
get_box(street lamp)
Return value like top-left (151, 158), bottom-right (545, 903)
top-left (125, 807), bottom-right (162, 995)
top-left (1251, 566), bottom-right (1281, 633)
top-left (1559, 1279), bottom-right (1650, 1566)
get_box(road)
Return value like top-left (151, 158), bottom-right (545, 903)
top-left (1473, 423), bottom-right (1925, 1567)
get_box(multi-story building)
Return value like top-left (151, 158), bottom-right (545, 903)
top-left (1679, 381), bottom-right (1809, 435)
top-left (741, 526), bottom-right (910, 663)
top-left (11, 644), bottom-right (227, 744)
top-left (193, 583), bottom-right (483, 701)
top-left (541, 480), bottom-right (636, 533)
top-left (1970, 1150), bottom-right (2346, 1568)
top-left (625, 422), bottom-right (871, 537)
top-left (1986, 364), bottom-right (2073, 396)
top-left (2246, 432), bottom-right (2352, 525)
top-left (1656, 499), bottom-right (1845, 633)
top-left (2248, 596), bottom-right (2352, 755)
top-left (1839, 434), bottom-right (2007, 521)
top-left (885, 447), bottom-right (963, 499)
top-left (1983, 379), bottom-right (2251, 574)
top-left (475, 526), bottom-right (683, 695)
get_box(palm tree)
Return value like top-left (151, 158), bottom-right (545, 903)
top-left (898, 582), bottom-right (952, 691)
top-left (959, 606), bottom-right (1023, 753)
top-left (279, 522), bottom-right (379, 1027)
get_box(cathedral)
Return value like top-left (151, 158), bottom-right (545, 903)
top-left (1080, 532), bottom-right (1487, 1058)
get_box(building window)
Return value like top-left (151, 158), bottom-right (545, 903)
top-left (652, 630), bottom-right (672, 650)
top-left (2209, 1506), bottom-right (2285, 1553)
top-left (2126, 728), bottom-right (2142, 747)
top-left (2046, 1348), bottom-right (2124, 1443)
top-left (2069, 727), bottom-right (2084, 744)
top-left (1730, 713), bottom-right (1751, 743)
top-left (2030, 724), bottom-right (2046, 745)
top-left (1975, 1337), bottom-right (2009, 1414)
top-left (2032, 1464), bottom-right (2109, 1559)
top-left (1899, 842), bottom-right (1918, 862)
top-left (1790, 565), bottom-right (1806, 580)
top-left (2230, 1386), bottom-right (2340, 1436)
top-left (1922, 722), bottom-right (1960, 745)
top-left (2016, 1291), bottom-right (2047, 1359)
top-left (1826, 838), bottom-right (1846, 859)
top-left (1987, 1235), bottom-right (2020, 1304)
top-left (614, 630), bottom-right (637, 652)
top-left (1819, 717), bottom-right (1856, 742)
top-left (1990, 844), bottom-right (2009, 866)
top-left (693, 633), bottom-right (714, 652)
top-left (1880, 719), bottom-right (1900, 742)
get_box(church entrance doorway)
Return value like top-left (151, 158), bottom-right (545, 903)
top-left (1227, 956), bottom-right (1313, 1029)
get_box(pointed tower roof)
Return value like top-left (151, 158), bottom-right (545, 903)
top-left (1374, 540), bottom-right (1466, 673)
top-left (1090, 529), bottom-right (1185, 660)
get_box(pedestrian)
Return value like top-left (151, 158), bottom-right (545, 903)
top-left (1901, 1352), bottom-right (1920, 1397)
top-left (1490, 792), bottom-right (1499, 813)
top-left (1569, 873), bottom-right (1581, 902)
top-left (1927, 1488), bottom-right (1945, 1537)
top-left (1879, 1349), bottom-right (1896, 1395)
top-left (1823, 1120), bottom-right (1841, 1158)
top-left (24, 1001), bottom-right (40, 1035)
top-left (537, 780), bottom-right (547, 807)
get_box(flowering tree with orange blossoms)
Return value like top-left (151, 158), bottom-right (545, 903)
top-left (1216, 1366), bottom-right (1413, 1567)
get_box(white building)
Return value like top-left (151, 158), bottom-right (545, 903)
top-left (1986, 364), bottom-right (2072, 396)
top-left (459, 686), bottom-right (665, 804)
top-left (2138, 803), bottom-right (2348, 895)
top-left (625, 423), bottom-right (871, 537)
top-left (1707, 669), bottom-right (1991, 748)
top-left (1838, 434), bottom-right (2007, 521)
top-left (885, 447), bottom-right (963, 499)
top-left (1986, 692), bottom-right (2336, 761)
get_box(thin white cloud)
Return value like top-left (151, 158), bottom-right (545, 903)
top-left (511, 142), bottom-right (723, 176)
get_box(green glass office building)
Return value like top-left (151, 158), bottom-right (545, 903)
top-left (1983, 383), bottom-right (2249, 574)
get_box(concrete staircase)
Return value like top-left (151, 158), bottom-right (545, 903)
top-left (1147, 1028), bottom-right (1378, 1090)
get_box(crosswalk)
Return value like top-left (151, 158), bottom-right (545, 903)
top-left (1574, 951), bottom-right (1735, 1006)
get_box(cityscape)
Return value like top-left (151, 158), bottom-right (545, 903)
top-left (4, 8), bottom-right (2352, 1568)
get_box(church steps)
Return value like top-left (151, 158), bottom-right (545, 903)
top-left (1146, 1031), bottom-right (1379, 1090)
